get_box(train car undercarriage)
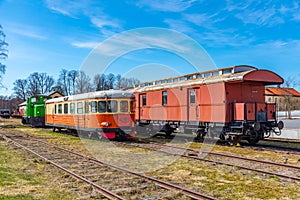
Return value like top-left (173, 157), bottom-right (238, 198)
top-left (136, 119), bottom-right (284, 145)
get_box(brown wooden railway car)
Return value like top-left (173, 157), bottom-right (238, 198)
top-left (45, 90), bottom-right (135, 139)
top-left (134, 65), bottom-right (284, 144)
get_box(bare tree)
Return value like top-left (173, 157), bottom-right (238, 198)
top-left (0, 25), bottom-right (8, 88)
top-left (38, 72), bottom-right (55, 94)
top-left (75, 71), bottom-right (93, 94)
top-left (56, 69), bottom-right (78, 96)
top-left (27, 72), bottom-right (40, 96)
top-left (282, 76), bottom-right (300, 119)
top-left (57, 69), bottom-right (69, 95)
top-left (106, 73), bottom-right (115, 90)
top-left (94, 74), bottom-right (106, 91)
top-left (13, 79), bottom-right (28, 101)
top-left (68, 70), bottom-right (78, 95)
top-left (26, 72), bottom-right (55, 96)
top-left (117, 77), bottom-right (140, 89)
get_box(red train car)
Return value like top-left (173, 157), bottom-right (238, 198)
top-left (133, 65), bottom-right (284, 145)
top-left (45, 90), bottom-right (135, 139)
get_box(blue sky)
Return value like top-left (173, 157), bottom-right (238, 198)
top-left (1, 0), bottom-right (300, 96)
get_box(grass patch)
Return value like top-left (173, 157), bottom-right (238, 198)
top-left (4, 123), bottom-right (300, 199)
top-left (0, 140), bottom-right (80, 200)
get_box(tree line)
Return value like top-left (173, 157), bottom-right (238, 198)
top-left (13, 69), bottom-right (140, 101)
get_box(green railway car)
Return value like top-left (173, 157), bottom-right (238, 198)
top-left (22, 94), bottom-right (52, 127)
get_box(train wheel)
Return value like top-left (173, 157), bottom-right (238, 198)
top-left (247, 131), bottom-right (260, 145)
top-left (228, 135), bottom-right (241, 146)
top-left (162, 124), bottom-right (173, 137)
top-left (165, 130), bottom-right (173, 137)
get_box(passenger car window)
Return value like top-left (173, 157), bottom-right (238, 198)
top-left (108, 100), bottom-right (118, 113)
top-left (64, 103), bottom-right (68, 114)
top-left (70, 103), bottom-right (75, 114)
top-left (120, 101), bottom-right (128, 112)
top-left (142, 95), bottom-right (146, 106)
top-left (190, 89), bottom-right (196, 104)
top-left (98, 101), bottom-right (106, 113)
top-left (162, 91), bottom-right (167, 106)
top-left (58, 104), bottom-right (62, 114)
top-left (77, 102), bottom-right (83, 114)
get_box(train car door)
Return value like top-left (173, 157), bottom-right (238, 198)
top-left (138, 93), bottom-right (146, 121)
top-left (187, 88), bottom-right (199, 122)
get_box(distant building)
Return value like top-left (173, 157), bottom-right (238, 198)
top-left (44, 91), bottom-right (64, 98)
top-left (265, 87), bottom-right (300, 111)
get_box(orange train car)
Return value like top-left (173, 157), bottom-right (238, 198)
top-left (133, 65), bottom-right (284, 145)
top-left (45, 90), bottom-right (135, 139)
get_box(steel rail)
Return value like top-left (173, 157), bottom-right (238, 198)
top-left (32, 137), bottom-right (218, 200)
top-left (148, 142), bottom-right (300, 170)
top-left (1, 134), bottom-right (126, 200)
top-left (3, 134), bottom-right (218, 200)
top-left (121, 141), bottom-right (300, 182)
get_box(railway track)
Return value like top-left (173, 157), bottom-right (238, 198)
top-left (251, 143), bottom-right (300, 155)
top-left (116, 140), bottom-right (300, 182)
top-left (0, 133), bottom-right (217, 200)
top-left (144, 133), bottom-right (300, 155)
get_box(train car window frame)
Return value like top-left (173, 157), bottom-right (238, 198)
top-left (196, 74), bottom-right (203, 79)
top-left (187, 75), bottom-right (193, 80)
top-left (107, 100), bottom-right (118, 113)
top-left (212, 71), bottom-right (219, 76)
top-left (222, 69), bottom-right (232, 74)
top-left (70, 103), bottom-right (75, 114)
top-left (189, 89), bottom-right (196, 104)
top-left (120, 100), bottom-right (129, 113)
top-left (54, 104), bottom-right (57, 114)
top-left (91, 101), bottom-right (97, 113)
top-left (58, 104), bottom-right (62, 114)
top-left (64, 103), bottom-right (68, 114)
top-left (162, 91), bottom-right (168, 106)
top-left (142, 94), bottom-right (146, 107)
top-left (77, 102), bottom-right (83, 114)
top-left (98, 101), bottom-right (106, 113)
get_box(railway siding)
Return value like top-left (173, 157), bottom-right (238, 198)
top-left (0, 131), bottom-right (216, 200)
top-left (1, 125), bottom-right (300, 199)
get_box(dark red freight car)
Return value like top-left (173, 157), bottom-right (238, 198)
top-left (133, 65), bottom-right (284, 145)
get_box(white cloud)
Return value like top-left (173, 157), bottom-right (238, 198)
top-left (90, 17), bottom-right (121, 29)
top-left (6, 24), bottom-right (47, 40)
top-left (93, 32), bottom-right (191, 57)
top-left (71, 41), bottom-right (99, 49)
top-left (183, 13), bottom-right (224, 28)
top-left (235, 7), bottom-right (284, 26)
top-left (164, 19), bottom-right (195, 33)
top-left (226, 1), bottom-right (300, 26)
top-left (136, 0), bottom-right (197, 12)
top-left (45, 0), bottom-right (122, 37)
top-left (44, 0), bottom-right (89, 17)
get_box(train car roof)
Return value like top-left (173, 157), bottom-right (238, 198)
top-left (133, 65), bottom-right (284, 92)
top-left (46, 90), bottom-right (134, 103)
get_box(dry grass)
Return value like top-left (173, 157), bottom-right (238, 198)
top-left (1, 119), bottom-right (299, 199)
top-left (0, 140), bottom-right (79, 200)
